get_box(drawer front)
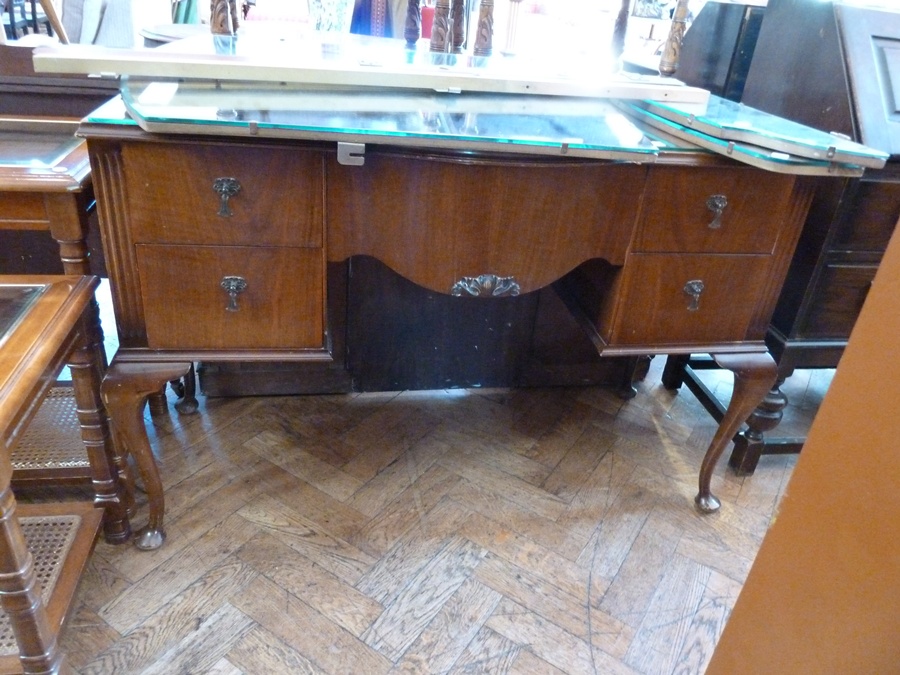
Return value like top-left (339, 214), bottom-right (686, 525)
top-left (136, 244), bottom-right (325, 350)
top-left (124, 143), bottom-right (324, 248)
top-left (635, 166), bottom-right (793, 254)
top-left (611, 253), bottom-right (772, 346)
top-left (799, 263), bottom-right (876, 339)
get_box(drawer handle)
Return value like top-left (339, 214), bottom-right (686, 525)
top-left (683, 279), bottom-right (705, 311)
top-left (706, 194), bottom-right (728, 229)
top-left (213, 177), bottom-right (241, 217)
top-left (221, 276), bottom-right (248, 312)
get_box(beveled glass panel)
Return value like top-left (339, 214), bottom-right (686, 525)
top-left (0, 284), bottom-right (47, 348)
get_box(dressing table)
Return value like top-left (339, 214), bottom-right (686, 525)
top-left (31, 31), bottom-right (887, 549)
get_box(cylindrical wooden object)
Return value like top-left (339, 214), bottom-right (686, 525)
top-left (451, 0), bottom-right (467, 53)
top-left (659, 0), bottom-right (690, 76)
top-left (430, 0), bottom-right (452, 53)
top-left (404, 0), bottom-right (421, 47)
top-left (473, 0), bottom-right (494, 57)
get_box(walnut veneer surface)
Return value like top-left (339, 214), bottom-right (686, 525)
top-left (76, 105), bottom-right (821, 551)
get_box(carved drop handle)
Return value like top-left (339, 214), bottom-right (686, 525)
top-left (683, 279), bottom-right (705, 311)
top-left (221, 276), bottom-right (248, 312)
top-left (213, 177), bottom-right (241, 217)
top-left (706, 194), bottom-right (728, 229)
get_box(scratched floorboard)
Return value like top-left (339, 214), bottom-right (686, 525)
top-left (47, 358), bottom-right (828, 674)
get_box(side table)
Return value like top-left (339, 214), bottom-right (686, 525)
top-left (0, 275), bottom-right (130, 673)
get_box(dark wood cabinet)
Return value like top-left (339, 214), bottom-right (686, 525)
top-left (725, 0), bottom-right (900, 471)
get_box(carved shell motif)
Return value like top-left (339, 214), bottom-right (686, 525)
top-left (451, 274), bottom-right (521, 297)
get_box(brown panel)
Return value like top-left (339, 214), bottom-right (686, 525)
top-left (327, 151), bottom-right (646, 294)
top-left (610, 253), bottom-right (771, 345)
top-left (799, 264), bottom-right (876, 338)
top-left (123, 142), bottom-right (324, 248)
top-left (0, 192), bottom-right (49, 228)
top-left (832, 179), bottom-right (900, 252)
top-left (136, 244), bottom-right (325, 350)
top-left (635, 166), bottom-right (791, 254)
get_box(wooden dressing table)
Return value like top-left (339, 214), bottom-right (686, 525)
top-left (31, 33), bottom-right (887, 549)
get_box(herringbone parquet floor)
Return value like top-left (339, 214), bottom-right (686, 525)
top-left (51, 357), bottom-right (830, 675)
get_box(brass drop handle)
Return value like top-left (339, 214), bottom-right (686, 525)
top-left (706, 194), bottom-right (728, 229)
top-left (683, 279), bottom-right (705, 311)
top-left (221, 276), bottom-right (248, 312)
top-left (213, 177), bottom-right (241, 217)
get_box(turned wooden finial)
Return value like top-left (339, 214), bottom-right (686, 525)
top-left (473, 0), bottom-right (494, 57)
top-left (659, 0), bottom-right (690, 76)
top-left (430, 0), bottom-right (452, 53)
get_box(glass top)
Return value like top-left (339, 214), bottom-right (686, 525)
top-left (112, 78), bottom-right (665, 161)
top-left (631, 97), bottom-right (889, 169)
top-left (105, 79), bottom-right (883, 174)
top-left (0, 123), bottom-right (82, 169)
top-left (0, 284), bottom-right (47, 350)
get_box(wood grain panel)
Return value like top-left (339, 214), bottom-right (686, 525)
top-left (327, 151), bottom-right (646, 294)
top-left (135, 244), bottom-right (325, 350)
top-left (636, 166), bottom-right (794, 254)
top-left (0, 192), bottom-right (48, 227)
top-left (797, 263), bottom-right (876, 338)
top-left (123, 142), bottom-right (324, 248)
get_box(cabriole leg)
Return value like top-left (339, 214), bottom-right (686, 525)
top-left (696, 352), bottom-right (777, 512)
top-left (101, 360), bottom-right (193, 550)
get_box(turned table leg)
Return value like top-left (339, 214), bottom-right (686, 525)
top-left (696, 352), bottom-right (777, 513)
top-left (728, 378), bottom-right (789, 475)
top-left (0, 486), bottom-right (64, 673)
top-left (68, 317), bottom-right (132, 544)
top-left (101, 360), bottom-right (193, 550)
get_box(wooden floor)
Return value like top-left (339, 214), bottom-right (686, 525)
top-left (44, 358), bottom-right (830, 675)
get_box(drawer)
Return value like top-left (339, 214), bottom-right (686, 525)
top-left (123, 143), bottom-right (324, 248)
top-left (635, 166), bottom-right (794, 254)
top-left (136, 244), bottom-right (325, 350)
top-left (798, 263), bottom-right (876, 339)
top-left (610, 253), bottom-right (772, 346)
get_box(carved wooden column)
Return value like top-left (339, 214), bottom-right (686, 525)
top-left (404, 0), bottom-right (421, 47)
top-left (659, 0), bottom-right (689, 76)
top-left (451, 0), bottom-right (467, 53)
top-left (430, 0), bottom-right (451, 52)
top-left (473, 0), bottom-right (494, 56)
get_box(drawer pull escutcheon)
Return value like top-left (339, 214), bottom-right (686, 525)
top-left (706, 194), bottom-right (728, 229)
top-left (213, 177), bottom-right (242, 217)
top-left (683, 279), bottom-right (705, 311)
top-left (221, 276), bottom-right (248, 311)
